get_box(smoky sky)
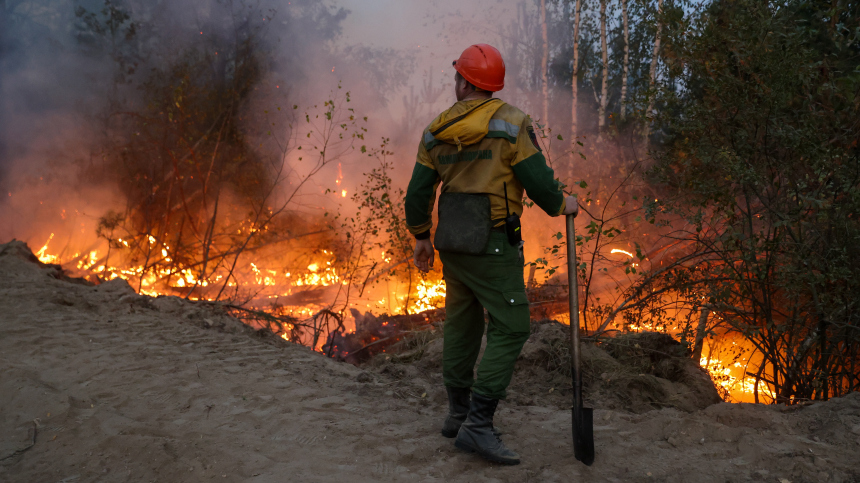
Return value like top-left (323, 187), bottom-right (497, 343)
top-left (1, 0), bottom-right (621, 250)
top-left (0, 0), bottom-right (518, 234)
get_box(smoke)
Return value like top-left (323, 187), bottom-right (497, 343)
top-left (0, 0), bottom-right (646, 294)
top-left (0, 1), bottom-right (476, 246)
top-left (0, 0), bottom-right (346, 246)
top-left (1, 0), bottom-right (119, 247)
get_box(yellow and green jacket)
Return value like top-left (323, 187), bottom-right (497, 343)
top-left (405, 98), bottom-right (565, 238)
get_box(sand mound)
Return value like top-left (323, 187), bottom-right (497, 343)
top-left (372, 319), bottom-right (721, 414)
top-left (2, 240), bottom-right (859, 483)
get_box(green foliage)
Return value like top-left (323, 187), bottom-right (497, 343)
top-left (529, 171), bottom-right (642, 333)
top-left (336, 139), bottom-right (428, 315)
top-left (643, 0), bottom-right (860, 402)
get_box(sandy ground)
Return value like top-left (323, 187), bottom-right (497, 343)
top-left (2, 240), bottom-right (860, 483)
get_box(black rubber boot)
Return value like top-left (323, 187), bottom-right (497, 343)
top-left (441, 386), bottom-right (471, 438)
top-left (454, 392), bottom-right (520, 465)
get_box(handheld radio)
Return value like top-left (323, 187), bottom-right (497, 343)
top-left (503, 182), bottom-right (522, 246)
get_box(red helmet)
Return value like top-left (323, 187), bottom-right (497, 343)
top-left (452, 44), bottom-right (505, 92)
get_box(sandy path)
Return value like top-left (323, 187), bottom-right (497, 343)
top-left (1, 242), bottom-right (859, 483)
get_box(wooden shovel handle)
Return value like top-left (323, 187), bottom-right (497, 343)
top-left (566, 214), bottom-right (584, 414)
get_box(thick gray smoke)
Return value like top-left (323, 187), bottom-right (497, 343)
top-left (0, 0), bottom-right (520, 246)
top-left (0, 1), bottom-right (347, 246)
top-left (0, 0), bottom-right (644, 277)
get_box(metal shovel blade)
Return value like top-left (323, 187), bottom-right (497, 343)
top-left (573, 406), bottom-right (595, 465)
top-left (566, 213), bottom-right (595, 466)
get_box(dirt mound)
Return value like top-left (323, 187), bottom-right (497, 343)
top-left (0, 239), bottom-right (42, 263)
top-left (3, 239), bottom-right (860, 483)
top-left (588, 330), bottom-right (722, 412)
top-left (0, 240), bottom-right (270, 339)
top-left (0, 240), bottom-right (95, 285)
top-left (367, 319), bottom-right (722, 414)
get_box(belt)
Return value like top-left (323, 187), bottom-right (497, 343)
top-left (491, 219), bottom-right (506, 233)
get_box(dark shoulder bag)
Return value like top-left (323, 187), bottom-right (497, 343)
top-left (433, 192), bottom-right (492, 254)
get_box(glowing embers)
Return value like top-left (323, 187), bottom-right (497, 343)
top-left (408, 278), bottom-right (446, 314)
top-left (697, 334), bottom-right (769, 403)
top-left (33, 232), bottom-right (453, 359)
top-left (35, 231), bottom-right (764, 397)
top-left (34, 232), bottom-right (345, 297)
top-left (250, 263), bottom-right (278, 286)
top-left (36, 233), bottom-right (59, 264)
top-left (610, 248), bottom-right (634, 258)
top-left (171, 268), bottom-right (207, 289)
top-left (294, 251), bottom-right (341, 287)
top-left (699, 354), bottom-right (772, 402)
top-left (76, 251), bottom-right (100, 270)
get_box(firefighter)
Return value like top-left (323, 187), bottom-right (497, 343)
top-left (404, 43), bottom-right (578, 465)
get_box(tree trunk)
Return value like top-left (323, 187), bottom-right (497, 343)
top-left (692, 307), bottom-right (710, 362)
top-left (570, 0), bottom-right (583, 148)
top-left (619, 0), bottom-right (630, 121)
top-left (540, 0), bottom-right (550, 127)
top-left (563, 0), bottom-right (571, 50)
top-left (598, 0), bottom-right (609, 140)
top-left (645, 0), bottom-right (664, 137)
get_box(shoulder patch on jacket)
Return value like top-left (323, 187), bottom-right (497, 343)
top-left (527, 126), bottom-right (542, 152)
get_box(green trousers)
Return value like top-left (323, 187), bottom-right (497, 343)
top-left (439, 231), bottom-right (530, 400)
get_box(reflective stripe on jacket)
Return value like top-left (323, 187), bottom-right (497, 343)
top-left (405, 98), bottom-right (565, 236)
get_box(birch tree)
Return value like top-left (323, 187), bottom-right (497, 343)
top-left (540, 0), bottom-right (550, 127)
top-left (619, 0), bottom-right (630, 121)
top-left (570, 0), bottom-right (584, 147)
top-left (597, 0), bottom-right (609, 139)
top-left (645, 0), bottom-right (664, 136)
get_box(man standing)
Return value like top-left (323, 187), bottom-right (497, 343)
top-left (404, 44), bottom-right (578, 465)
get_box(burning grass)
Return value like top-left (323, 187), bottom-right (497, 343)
top-left (33, 228), bottom-right (446, 354)
top-left (33, 228), bottom-right (762, 403)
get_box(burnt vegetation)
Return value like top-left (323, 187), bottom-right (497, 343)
top-left (66, 0), bottom-right (363, 303)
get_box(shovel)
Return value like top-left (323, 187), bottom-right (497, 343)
top-left (566, 213), bottom-right (595, 465)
